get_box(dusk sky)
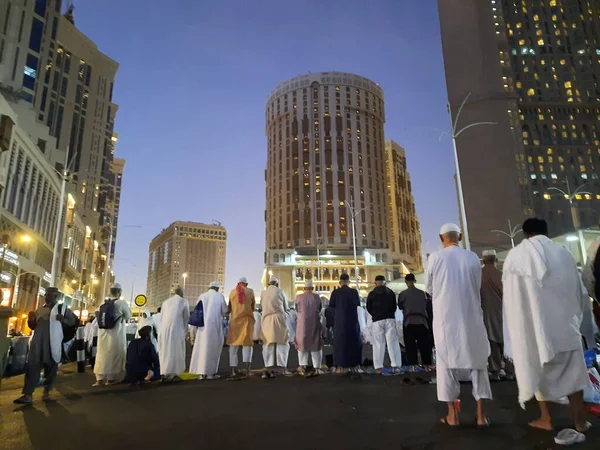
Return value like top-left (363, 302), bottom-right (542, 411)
top-left (74, 0), bottom-right (458, 297)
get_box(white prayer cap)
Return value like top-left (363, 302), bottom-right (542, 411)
top-left (305, 280), bottom-right (314, 289)
top-left (111, 283), bottom-right (122, 291)
top-left (482, 249), bottom-right (497, 257)
top-left (209, 281), bottom-right (220, 288)
top-left (238, 276), bottom-right (248, 284)
top-left (269, 276), bottom-right (279, 285)
top-left (439, 223), bottom-right (461, 235)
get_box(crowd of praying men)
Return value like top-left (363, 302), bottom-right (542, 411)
top-left (12, 218), bottom-right (600, 438)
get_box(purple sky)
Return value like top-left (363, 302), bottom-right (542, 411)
top-left (74, 0), bottom-right (458, 298)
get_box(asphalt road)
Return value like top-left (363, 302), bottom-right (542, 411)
top-left (1, 362), bottom-right (598, 450)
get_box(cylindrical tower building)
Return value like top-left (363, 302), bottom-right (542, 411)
top-left (264, 72), bottom-right (391, 299)
top-left (265, 72), bottom-right (388, 251)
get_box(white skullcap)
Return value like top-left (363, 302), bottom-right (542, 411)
top-left (305, 280), bottom-right (314, 289)
top-left (238, 277), bottom-right (248, 284)
top-left (482, 250), bottom-right (497, 257)
top-left (111, 283), bottom-right (122, 290)
top-left (269, 276), bottom-right (279, 285)
top-left (439, 223), bottom-right (461, 235)
top-left (209, 281), bottom-right (220, 288)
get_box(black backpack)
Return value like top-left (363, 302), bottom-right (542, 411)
top-left (98, 299), bottom-right (119, 329)
top-left (58, 304), bottom-right (79, 343)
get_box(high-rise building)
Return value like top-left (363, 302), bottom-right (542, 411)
top-left (0, 1), bottom-right (122, 306)
top-left (385, 140), bottom-right (423, 273)
top-left (107, 157), bottom-right (124, 258)
top-left (438, 0), bottom-right (600, 252)
top-left (264, 72), bottom-right (401, 299)
top-left (146, 221), bottom-right (227, 310)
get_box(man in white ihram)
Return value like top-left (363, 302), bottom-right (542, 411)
top-left (189, 282), bottom-right (229, 380)
top-left (426, 223), bottom-right (492, 427)
top-left (94, 283), bottom-right (132, 386)
top-left (159, 286), bottom-right (190, 382)
top-left (503, 218), bottom-right (590, 433)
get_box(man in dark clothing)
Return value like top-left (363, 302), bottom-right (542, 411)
top-left (329, 274), bottom-right (361, 373)
top-left (124, 326), bottom-right (160, 384)
top-left (14, 287), bottom-right (77, 404)
top-left (398, 273), bottom-right (433, 371)
top-left (367, 275), bottom-right (402, 373)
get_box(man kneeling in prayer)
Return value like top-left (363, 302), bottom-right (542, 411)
top-left (503, 218), bottom-right (590, 432)
top-left (125, 325), bottom-right (161, 384)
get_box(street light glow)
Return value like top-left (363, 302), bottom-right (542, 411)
top-left (21, 235), bottom-right (32, 243)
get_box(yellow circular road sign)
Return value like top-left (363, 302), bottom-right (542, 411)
top-left (134, 294), bottom-right (147, 307)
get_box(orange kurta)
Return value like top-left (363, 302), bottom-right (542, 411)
top-left (227, 286), bottom-right (255, 346)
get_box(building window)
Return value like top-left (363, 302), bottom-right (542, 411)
top-left (34, 0), bottom-right (47, 17)
top-left (28, 18), bottom-right (44, 53)
top-left (23, 54), bottom-right (39, 90)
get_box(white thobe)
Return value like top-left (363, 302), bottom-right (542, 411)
top-left (94, 299), bottom-right (132, 380)
top-left (286, 309), bottom-right (297, 343)
top-left (152, 312), bottom-right (162, 338)
top-left (189, 290), bottom-right (228, 376)
top-left (252, 311), bottom-right (262, 341)
top-left (503, 235), bottom-right (590, 406)
top-left (158, 295), bottom-right (190, 376)
top-left (426, 245), bottom-right (492, 402)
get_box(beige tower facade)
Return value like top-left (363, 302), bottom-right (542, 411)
top-left (265, 72), bottom-right (399, 299)
top-left (385, 140), bottom-right (423, 273)
top-left (146, 221), bottom-right (227, 310)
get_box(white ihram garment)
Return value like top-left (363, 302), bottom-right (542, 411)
top-left (371, 319), bottom-right (402, 369)
top-left (158, 295), bottom-right (190, 376)
top-left (503, 235), bottom-right (590, 407)
top-left (94, 299), bottom-right (132, 380)
top-left (189, 290), bottom-right (228, 376)
top-left (426, 245), bottom-right (492, 402)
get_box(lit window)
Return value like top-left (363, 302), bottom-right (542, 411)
top-left (527, 88), bottom-right (535, 96)
top-left (564, 81), bottom-right (572, 88)
top-left (543, 193), bottom-right (551, 200)
top-left (530, 174), bottom-right (537, 179)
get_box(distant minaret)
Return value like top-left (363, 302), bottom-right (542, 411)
top-left (65, 2), bottom-right (75, 24)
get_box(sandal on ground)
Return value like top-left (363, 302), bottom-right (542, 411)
top-left (477, 418), bottom-right (491, 428)
top-left (440, 417), bottom-right (459, 428)
top-left (554, 429), bottom-right (586, 446)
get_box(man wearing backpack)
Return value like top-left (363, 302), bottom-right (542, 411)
top-left (14, 287), bottom-right (76, 404)
top-left (93, 283), bottom-right (132, 386)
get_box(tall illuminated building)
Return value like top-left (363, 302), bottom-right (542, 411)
top-left (385, 140), bottom-right (423, 273)
top-left (146, 221), bottom-right (227, 310)
top-left (438, 0), bottom-right (600, 252)
top-left (264, 72), bottom-right (401, 299)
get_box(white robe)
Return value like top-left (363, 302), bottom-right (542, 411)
top-left (189, 290), bottom-right (228, 376)
top-left (286, 309), bottom-right (298, 343)
top-left (152, 312), bottom-right (162, 338)
top-left (94, 298), bottom-right (132, 377)
top-left (158, 295), bottom-right (190, 375)
top-left (252, 311), bottom-right (262, 341)
top-left (425, 245), bottom-right (489, 370)
top-left (84, 319), bottom-right (99, 350)
top-left (357, 306), bottom-right (373, 344)
top-left (503, 235), bottom-right (590, 406)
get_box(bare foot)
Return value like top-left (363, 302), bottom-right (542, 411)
top-left (528, 418), bottom-right (553, 431)
top-left (440, 416), bottom-right (459, 427)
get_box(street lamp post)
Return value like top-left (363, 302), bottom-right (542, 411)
top-left (490, 219), bottom-right (523, 248)
top-left (346, 196), bottom-right (364, 291)
top-left (546, 178), bottom-right (593, 264)
top-left (441, 93), bottom-right (497, 251)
